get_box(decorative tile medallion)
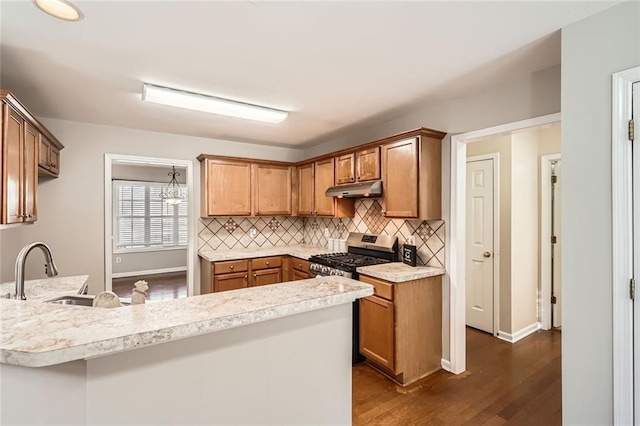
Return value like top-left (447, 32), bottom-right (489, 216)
top-left (223, 218), bottom-right (238, 233)
top-left (268, 218), bottom-right (280, 231)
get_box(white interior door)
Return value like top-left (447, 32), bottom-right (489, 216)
top-left (552, 161), bottom-right (562, 328)
top-left (466, 158), bottom-right (495, 333)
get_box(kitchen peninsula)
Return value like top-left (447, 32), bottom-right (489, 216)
top-left (0, 275), bottom-right (372, 425)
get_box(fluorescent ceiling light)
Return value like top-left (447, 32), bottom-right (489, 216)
top-left (34, 0), bottom-right (83, 21)
top-left (142, 84), bottom-right (288, 124)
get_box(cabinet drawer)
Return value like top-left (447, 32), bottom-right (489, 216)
top-left (292, 258), bottom-right (310, 273)
top-left (359, 275), bottom-right (394, 301)
top-left (214, 259), bottom-right (248, 274)
top-left (252, 256), bottom-right (282, 270)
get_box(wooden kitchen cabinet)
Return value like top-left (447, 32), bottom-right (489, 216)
top-left (199, 155), bottom-right (294, 217)
top-left (38, 134), bottom-right (61, 177)
top-left (2, 104), bottom-right (37, 224)
top-left (200, 158), bottom-right (252, 216)
top-left (253, 163), bottom-right (292, 216)
top-left (296, 160), bottom-right (354, 218)
top-left (381, 131), bottom-right (443, 219)
top-left (381, 138), bottom-right (419, 218)
top-left (214, 271), bottom-right (249, 292)
top-left (335, 153), bottom-right (355, 185)
top-left (292, 269), bottom-right (309, 280)
top-left (355, 146), bottom-right (380, 182)
top-left (359, 274), bottom-right (442, 386)
top-left (285, 257), bottom-right (310, 281)
top-left (360, 295), bottom-right (395, 371)
top-left (251, 268), bottom-right (282, 287)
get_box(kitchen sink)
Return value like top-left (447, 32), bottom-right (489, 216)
top-left (44, 295), bottom-right (131, 307)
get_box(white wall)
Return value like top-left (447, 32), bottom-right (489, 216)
top-left (112, 249), bottom-right (186, 275)
top-left (510, 131), bottom-right (540, 332)
top-left (0, 119), bottom-right (303, 294)
top-left (561, 1), bottom-right (640, 424)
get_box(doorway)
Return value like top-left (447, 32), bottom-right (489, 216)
top-left (104, 154), bottom-right (196, 299)
top-left (541, 154), bottom-right (562, 330)
top-left (449, 112), bottom-right (561, 374)
top-left (465, 155), bottom-right (498, 335)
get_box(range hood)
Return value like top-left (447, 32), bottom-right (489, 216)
top-left (325, 180), bottom-right (382, 198)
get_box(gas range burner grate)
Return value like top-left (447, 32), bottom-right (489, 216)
top-left (309, 253), bottom-right (391, 270)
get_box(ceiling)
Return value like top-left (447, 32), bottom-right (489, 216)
top-left (0, 1), bottom-right (619, 147)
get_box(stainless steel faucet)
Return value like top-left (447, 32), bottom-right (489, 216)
top-left (14, 242), bottom-right (59, 300)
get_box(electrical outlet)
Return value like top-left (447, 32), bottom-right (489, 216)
top-left (250, 227), bottom-right (257, 238)
top-left (324, 228), bottom-right (330, 238)
top-left (407, 235), bottom-right (416, 246)
top-left (116, 257), bottom-right (122, 264)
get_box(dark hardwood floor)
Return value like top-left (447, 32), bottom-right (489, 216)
top-left (353, 327), bottom-right (561, 425)
top-left (112, 271), bottom-right (187, 301)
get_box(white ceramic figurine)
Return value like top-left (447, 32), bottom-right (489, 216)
top-left (131, 280), bottom-right (149, 305)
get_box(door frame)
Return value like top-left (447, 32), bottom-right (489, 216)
top-left (448, 112), bottom-right (561, 374)
top-left (540, 153), bottom-right (562, 330)
top-left (103, 154), bottom-right (196, 297)
top-left (466, 153), bottom-right (501, 336)
top-left (611, 66), bottom-right (640, 425)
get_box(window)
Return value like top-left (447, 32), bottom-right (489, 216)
top-left (114, 180), bottom-right (188, 251)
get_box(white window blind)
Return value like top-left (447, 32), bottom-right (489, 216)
top-left (114, 180), bottom-right (188, 250)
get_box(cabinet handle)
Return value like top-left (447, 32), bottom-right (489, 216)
top-left (244, 274), bottom-right (248, 280)
top-left (350, 177), bottom-right (354, 182)
top-left (50, 162), bottom-right (56, 168)
top-left (298, 264), bottom-right (302, 268)
top-left (357, 176), bottom-right (360, 180)
top-left (266, 261), bottom-right (269, 266)
top-left (230, 265), bottom-right (234, 270)
top-left (253, 274), bottom-right (257, 278)
top-left (382, 210), bottom-right (387, 214)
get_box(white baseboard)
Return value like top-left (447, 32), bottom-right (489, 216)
top-left (441, 358), bottom-right (452, 372)
top-left (497, 322), bottom-right (542, 344)
top-left (112, 266), bottom-right (187, 279)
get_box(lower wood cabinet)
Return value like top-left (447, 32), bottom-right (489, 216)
top-left (201, 256), bottom-right (286, 293)
top-left (292, 269), bottom-right (309, 280)
top-left (359, 274), bottom-right (442, 386)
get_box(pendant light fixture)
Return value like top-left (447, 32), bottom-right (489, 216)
top-left (161, 166), bottom-right (186, 205)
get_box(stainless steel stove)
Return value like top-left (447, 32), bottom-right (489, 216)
top-left (308, 232), bottom-right (398, 364)
top-left (308, 233), bottom-right (398, 279)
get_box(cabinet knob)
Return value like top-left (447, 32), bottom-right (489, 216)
top-left (253, 274), bottom-right (257, 278)
top-left (357, 176), bottom-right (360, 180)
top-left (266, 261), bottom-right (269, 266)
top-left (230, 265), bottom-right (234, 270)
top-left (381, 210), bottom-right (387, 215)
top-left (298, 264), bottom-right (302, 268)
top-left (50, 162), bottom-right (56, 168)
top-left (350, 177), bottom-right (354, 182)
top-left (244, 274), bottom-right (248, 279)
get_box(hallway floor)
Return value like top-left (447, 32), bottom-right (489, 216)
top-left (353, 327), bottom-right (561, 425)
top-left (112, 271), bottom-right (187, 301)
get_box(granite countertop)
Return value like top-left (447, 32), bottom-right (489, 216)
top-left (0, 275), bottom-right (89, 301)
top-left (356, 263), bottom-right (445, 283)
top-left (0, 276), bottom-right (372, 368)
top-left (198, 244), bottom-right (334, 262)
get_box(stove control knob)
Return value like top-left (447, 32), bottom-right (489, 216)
top-left (321, 266), bottom-right (330, 275)
top-left (335, 270), bottom-right (344, 277)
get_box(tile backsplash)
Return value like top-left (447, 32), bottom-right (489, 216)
top-left (303, 199), bottom-right (445, 268)
top-left (198, 199), bottom-right (444, 268)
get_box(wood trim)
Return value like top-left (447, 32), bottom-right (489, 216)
top-left (196, 153), bottom-right (291, 167)
top-left (359, 274), bottom-right (393, 301)
top-left (0, 90), bottom-right (64, 150)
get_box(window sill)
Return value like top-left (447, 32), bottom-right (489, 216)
top-left (114, 246), bottom-right (188, 255)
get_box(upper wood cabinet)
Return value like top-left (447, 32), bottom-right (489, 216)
top-left (381, 133), bottom-right (442, 219)
top-left (314, 158), bottom-right (335, 216)
top-left (38, 134), bottom-right (61, 177)
top-left (201, 158), bottom-right (252, 216)
top-left (335, 153), bottom-right (355, 185)
top-left (355, 146), bottom-right (380, 182)
top-left (335, 147), bottom-right (380, 185)
top-left (0, 91), bottom-right (63, 226)
top-left (253, 163), bottom-right (291, 216)
top-left (296, 159), bottom-right (354, 218)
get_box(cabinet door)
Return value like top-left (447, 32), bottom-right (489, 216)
top-left (292, 269), bottom-right (309, 280)
top-left (204, 159), bottom-right (251, 216)
top-left (214, 272), bottom-right (249, 292)
top-left (360, 295), bottom-right (395, 372)
top-left (251, 268), bottom-right (282, 287)
top-left (3, 105), bottom-right (24, 224)
top-left (297, 163), bottom-right (314, 216)
top-left (23, 123), bottom-right (38, 222)
top-left (356, 147), bottom-right (380, 182)
top-left (314, 158), bottom-right (335, 217)
top-left (335, 153), bottom-right (355, 185)
top-left (254, 164), bottom-right (291, 215)
top-left (38, 134), bottom-right (51, 170)
top-left (382, 138), bottom-right (418, 218)
top-left (49, 146), bottom-right (60, 175)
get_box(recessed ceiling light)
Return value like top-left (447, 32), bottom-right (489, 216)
top-left (142, 84), bottom-right (288, 124)
top-left (34, 0), bottom-right (83, 21)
